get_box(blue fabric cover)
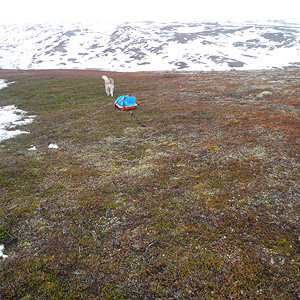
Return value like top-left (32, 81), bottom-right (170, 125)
top-left (115, 95), bottom-right (136, 107)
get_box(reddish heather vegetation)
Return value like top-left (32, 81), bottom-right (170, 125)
top-left (0, 69), bottom-right (299, 299)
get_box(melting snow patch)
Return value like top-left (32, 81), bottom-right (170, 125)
top-left (28, 145), bottom-right (37, 151)
top-left (0, 79), bottom-right (8, 89)
top-left (0, 105), bottom-right (35, 142)
top-left (256, 91), bottom-right (273, 98)
top-left (0, 244), bottom-right (8, 259)
top-left (48, 143), bottom-right (59, 149)
top-left (0, 79), bottom-right (15, 89)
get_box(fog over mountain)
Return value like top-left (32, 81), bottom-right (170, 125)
top-left (1, 20), bottom-right (300, 71)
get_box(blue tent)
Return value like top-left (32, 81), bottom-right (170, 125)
top-left (115, 95), bottom-right (137, 110)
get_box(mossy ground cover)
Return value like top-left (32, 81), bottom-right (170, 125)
top-left (0, 69), bottom-right (299, 299)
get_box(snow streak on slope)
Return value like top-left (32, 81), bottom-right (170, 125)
top-left (0, 21), bottom-right (300, 71)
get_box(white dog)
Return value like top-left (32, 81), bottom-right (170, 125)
top-left (102, 75), bottom-right (115, 97)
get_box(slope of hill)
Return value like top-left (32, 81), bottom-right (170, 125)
top-left (1, 20), bottom-right (300, 71)
top-left (0, 68), bottom-right (299, 299)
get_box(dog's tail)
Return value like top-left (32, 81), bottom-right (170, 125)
top-left (102, 75), bottom-right (109, 84)
top-left (102, 75), bottom-right (114, 84)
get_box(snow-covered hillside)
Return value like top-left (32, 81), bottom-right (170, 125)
top-left (0, 20), bottom-right (300, 71)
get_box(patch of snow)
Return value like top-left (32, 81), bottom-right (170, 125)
top-left (0, 244), bottom-right (8, 259)
top-left (0, 104), bottom-right (35, 142)
top-left (0, 79), bottom-right (15, 89)
top-left (0, 79), bottom-right (8, 89)
top-left (28, 145), bottom-right (37, 151)
top-left (0, 80), bottom-right (35, 142)
top-left (48, 143), bottom-right (59, 149)
top-left (256, 91), bottom-right (273, 98)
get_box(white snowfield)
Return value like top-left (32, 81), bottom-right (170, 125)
top-left (0, 20), bottom-right (300, 72)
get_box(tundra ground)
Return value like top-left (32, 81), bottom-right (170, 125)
top-left (0, 69), bottom-right (299, 299)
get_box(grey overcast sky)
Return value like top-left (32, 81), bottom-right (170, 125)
top-left (1, 0), bottom-right (299, 24)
